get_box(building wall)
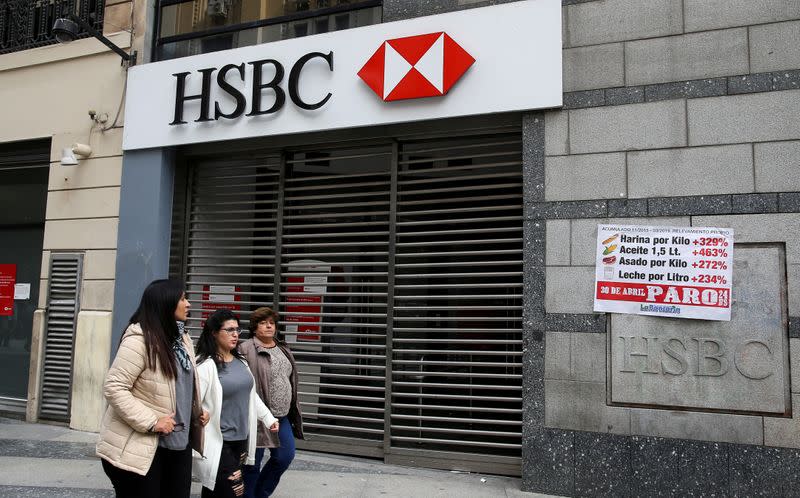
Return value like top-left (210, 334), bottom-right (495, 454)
top-left (389, 0), bottom-right (795, 494)
top-left (533, 0), bottom-right (799, 495)
top-left (12, 0), bottom-right (793, 486)
top-left (0, 1), bottom-right (139, 430)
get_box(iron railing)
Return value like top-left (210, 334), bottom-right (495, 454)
top-left (0, 0), bottom-right (104, 55)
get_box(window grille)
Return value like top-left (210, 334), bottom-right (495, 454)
top-left (0, 0), bottom-right (105, 55)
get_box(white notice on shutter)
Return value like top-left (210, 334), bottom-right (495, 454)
top-left (14, 283), bottom-right (30, 300)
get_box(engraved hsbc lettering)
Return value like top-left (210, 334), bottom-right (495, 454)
top-left (617, 336), bottom-right (775, 380)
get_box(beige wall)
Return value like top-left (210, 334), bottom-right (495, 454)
top-left (0, 8), bottom-right (137, 428)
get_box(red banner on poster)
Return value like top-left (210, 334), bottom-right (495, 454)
top-left (595, 281), bottom-right (730, 308)
top-left (0, 264), bottom-right (17, 316)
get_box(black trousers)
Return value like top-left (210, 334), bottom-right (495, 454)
top-left (102, 445), bottom-right (193, 498)
top-left (202, 439), bottom-right (248, 498)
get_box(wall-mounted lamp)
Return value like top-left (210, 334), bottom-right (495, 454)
top-left (60, 143), bottom-right (93, 166)
top-left (52, 13), bottom-right (136, 66)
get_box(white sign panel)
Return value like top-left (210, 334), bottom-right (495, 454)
top-left (208, 285), bottom-right (236, 303)
top-left (13, 283), bottom-right (30, 300)
top-left (594, 225), bottom-right (734, 321)
top-left (123, 0), bottom-right (562, 150)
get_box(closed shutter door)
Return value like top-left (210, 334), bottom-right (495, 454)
top-left (39, 254), bottom-right (83, 421)
top-left (389, 134), bottom-right (523, 474)
top-left (179, 157), bottom-right (282, 336)
top-left (280, 144), bottom-right (393, 456)
top-left (172, 128), bottom-right (523, 475)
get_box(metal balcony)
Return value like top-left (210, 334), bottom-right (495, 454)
top-left (0, 0), bottom-right (104, 55)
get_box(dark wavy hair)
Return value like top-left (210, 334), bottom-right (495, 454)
top-left (125, 278), bottom-right (185, 379)
top-left (195, 308), bottom-right (245, 367)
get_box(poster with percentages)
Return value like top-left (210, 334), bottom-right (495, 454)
top-left (593, 225), bottom-right (734, 321)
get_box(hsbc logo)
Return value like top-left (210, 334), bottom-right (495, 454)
top-left (358, 32), bottom-right (475, 102)
top-left (125, 1), bottom-right (560, 151)
top-left (168, 32), bottom-right (476, 126)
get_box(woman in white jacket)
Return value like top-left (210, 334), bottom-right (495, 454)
top-left (194, 309), bottom-right (279, 498)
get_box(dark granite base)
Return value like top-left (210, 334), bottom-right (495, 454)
top-left (523, 432), bottom-right (800, 497)
top-left (523, 428), bottom-right (575, 497)
top-left (563, 70), bottom-right (800, 111)
top-left (526, 192), bottom-right (800, 221)
top-left (631, 437), bottom-right (729, 497)
top-left (545, 313), bottom-right (606, 333)
top-left (729, 445), bottom-right (800, 497)
top-left (573, 432), bottom-right (632, 497)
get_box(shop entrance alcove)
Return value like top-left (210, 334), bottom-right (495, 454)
top-left (169, 118), bottom-right (525, 475)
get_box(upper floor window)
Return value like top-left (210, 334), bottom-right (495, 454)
top-left (0, 0), bottom-right (105, 55)
top-left (155, 0), bottom-right (381, 61)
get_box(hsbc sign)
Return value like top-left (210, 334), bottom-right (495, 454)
top-left (123, 0), bottom-right (561, 150)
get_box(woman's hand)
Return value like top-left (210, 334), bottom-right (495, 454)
top-left (269, 421), bottom-right (279, 432)
top-left (152, 412), bottom-right (176, 434)
top-left (199, 410), bottom-right (210, 426)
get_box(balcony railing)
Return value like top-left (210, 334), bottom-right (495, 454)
top-left (0, 0), bottom-right (104, 55)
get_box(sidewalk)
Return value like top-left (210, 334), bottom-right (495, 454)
top-left (0, 417), bottom-right (551, 497)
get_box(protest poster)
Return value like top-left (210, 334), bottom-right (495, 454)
top-left (594, 225), bottom-right (734, 321)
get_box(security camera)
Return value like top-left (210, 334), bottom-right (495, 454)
top-left (52, 17), bottom-right (81, 44)
top-left (72, 143), bottom-right (92, 157)
top-left (52, 13), bottom-right (136, 65)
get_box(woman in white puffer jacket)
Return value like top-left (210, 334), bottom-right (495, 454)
top-left (193, 309), bottom-right (279, 498)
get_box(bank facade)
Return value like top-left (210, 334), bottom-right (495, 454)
top-left (4, 0), bottom-right (800, 495)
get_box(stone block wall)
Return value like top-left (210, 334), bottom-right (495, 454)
top-left (386, 0), bottom-right (800, 494)
top-left (524, 0), bottom-right (800, 495)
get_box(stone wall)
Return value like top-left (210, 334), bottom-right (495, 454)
top-left (386, 0), bottom-right (798, 494)
top-left (528, 0), bottom-right (800, 495)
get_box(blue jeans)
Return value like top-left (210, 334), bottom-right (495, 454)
top-left (242, 416), bottom-right (296, 498)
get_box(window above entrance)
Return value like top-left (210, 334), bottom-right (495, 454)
top-left (155, 0), bottom-right (382, 61)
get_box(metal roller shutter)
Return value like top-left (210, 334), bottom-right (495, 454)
top-left (39, 254), bottom-right (83, 421)
top-left (179, 156), bottom-right (282, 332)
top-left (389, 135), bottom-right (523, 474)
top-left (172, 128), bottom-right (523, 475)
top-left (280, 144), bottom-right (393, 455)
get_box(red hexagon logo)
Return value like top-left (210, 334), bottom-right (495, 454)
top-left (358, 32), bottom-right (475, 102)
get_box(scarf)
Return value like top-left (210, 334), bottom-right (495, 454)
top-left (173, 321), bottom-right (191, 372)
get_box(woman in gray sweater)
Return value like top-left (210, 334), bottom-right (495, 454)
top-left (240, 307), bottom-right (304, 498)
top-left (194, 309), bottom-right (278, 498)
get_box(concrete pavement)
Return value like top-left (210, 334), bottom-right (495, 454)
top-left (0, 417), bottom-right (552, 497)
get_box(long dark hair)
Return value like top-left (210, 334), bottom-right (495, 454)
top-left (196, 308), bottom-right (245, 368)
top-left (125, 278), bottom-right (185, 379)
